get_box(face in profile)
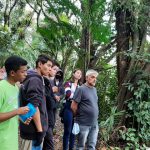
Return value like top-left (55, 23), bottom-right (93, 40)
top-left (49, 65), bottom-right (59, 77)
top-left (73, 70), bottom-right (82, 80)
top-left (86, 73), bottom-right (98, 86)
top-left (12, 65), bottom-right (28, 82)
top-left (40, 61), bottom-right (52, 76)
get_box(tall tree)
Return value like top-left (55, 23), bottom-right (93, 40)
top-left (115, 0), bottom-right (150, 125)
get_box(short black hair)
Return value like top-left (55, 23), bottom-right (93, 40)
top-left (5, 55), bottom-right (27, 75)
top-left (52, 60), bottom-right (60, 68)
top-left (36, 54), bottom-right (52, 68)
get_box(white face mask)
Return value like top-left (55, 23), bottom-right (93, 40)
top-left (72, 123), bottom-right (80, 135)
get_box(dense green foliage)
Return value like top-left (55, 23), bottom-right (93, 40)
top-left (0, 0), bottom-right (150, 149)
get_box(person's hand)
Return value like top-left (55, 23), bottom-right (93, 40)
top-left (24, 117), bottom-right (32, 125)
top-left (52, 86), bottom-right (58, 93)
top-left (55, 95), bottom-right (60, 102)
top-left (16, 106), bottom-right (29, 115)
top-left (34, 132), bottom-right (45, 146)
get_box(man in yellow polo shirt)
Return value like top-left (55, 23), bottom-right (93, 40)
top-left (0, 56), bottom-right (30, 150)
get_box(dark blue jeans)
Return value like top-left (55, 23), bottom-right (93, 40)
top-left (63, 102), bottom-right (75, 150)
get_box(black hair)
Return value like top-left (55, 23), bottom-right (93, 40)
top-left (36, 54), bottom-right (52, 68)
top-left (52, 60), bottom-right (60, 68)
top-left (5, 55), bottom-right (27, 75)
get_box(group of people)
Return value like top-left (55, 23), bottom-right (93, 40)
top-left (0, 54), bottom-right (99, 150)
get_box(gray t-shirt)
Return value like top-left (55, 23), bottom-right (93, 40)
top-left (73, 84), bottom-right (99, 126)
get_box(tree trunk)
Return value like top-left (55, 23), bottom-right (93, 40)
top-left (80, 0), bottom-right (95, 79)
top-left (115, 7), bottom-right (131, 88)
top-left (115, 0), bottom-right (150, 126)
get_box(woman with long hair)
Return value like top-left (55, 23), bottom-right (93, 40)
top-left (63, 69), bottom-right (82, 150)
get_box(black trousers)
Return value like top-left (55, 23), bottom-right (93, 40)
top-left (43, 127), bottom-right (54, 150)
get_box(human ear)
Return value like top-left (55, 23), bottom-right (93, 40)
top-left (10, 70), bottom-right (15, 77)
top-left (38, 62), bottom-right (42, 68)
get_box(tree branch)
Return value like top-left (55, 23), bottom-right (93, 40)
top-left (45, 0), bottom-right (60, 22)
top-left (37, 9), bottom-right (42, 28)
top-left (8, 0), bottom-right (19, 26)
top-left (24, 38), bottom-right (36, 51)
top-left (89, 38), bottom-right (116, 67)
top-left (4, 0), bottom-right (9, 26)
top-left (25, 0), bottom-right (38, 13)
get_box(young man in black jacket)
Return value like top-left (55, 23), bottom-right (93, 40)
top-left (43, 60), bottom-right (64, 150)
top-left (19, 55), bottom-right (52, 150)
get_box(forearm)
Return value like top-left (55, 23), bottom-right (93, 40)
top-left (0, 109), bottom-right (18, 123)
top-left (0, 106), bottom-right (29, 123)
top-left (71, 101), bottom-right (78, 115)
top-left (33, 107), bottom-right (42, 132)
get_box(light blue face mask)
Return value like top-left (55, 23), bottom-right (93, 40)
top-left (72, 123), bottom-right (80, 135)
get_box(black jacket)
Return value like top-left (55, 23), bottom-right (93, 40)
top-left (19, 70), bottom-right (48, 140)
top-left (44, 77), bottom-right (57, 128)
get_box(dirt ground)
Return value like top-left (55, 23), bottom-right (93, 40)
top-left (54, 113), bottom-right (113, 150)
top-left (19, 112), bottom-right (114, 150)
top-left (54, 112), bottom-right (63, 150)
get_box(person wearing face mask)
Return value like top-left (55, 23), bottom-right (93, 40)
top-left (63, 69), bottom-right (82, 150)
